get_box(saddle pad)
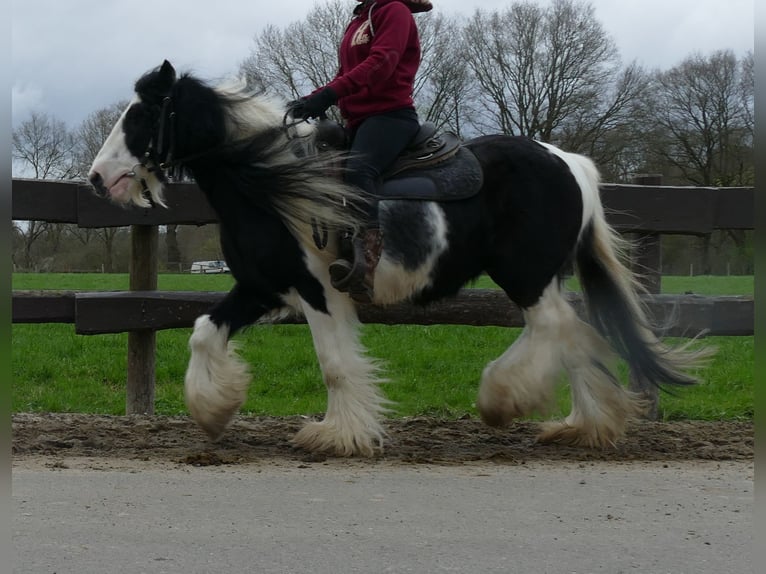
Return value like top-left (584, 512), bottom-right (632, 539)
top-left (376, 147), bottom-right (483, 202)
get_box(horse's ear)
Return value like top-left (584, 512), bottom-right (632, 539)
top-left (159, 60), bottom-right (176, 87)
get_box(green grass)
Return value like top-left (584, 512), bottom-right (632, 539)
top-left (11, 273), bottom-right (754, 421)
top-left (13, 272), bottom-right (237, 292)
top-left (14, 272), bottom-right (753, 296)
top-left (471, 273), bottom-right (754, 295)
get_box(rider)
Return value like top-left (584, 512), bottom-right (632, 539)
top-left (290, 0), bottom-right (433, 302)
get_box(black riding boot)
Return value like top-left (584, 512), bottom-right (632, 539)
top-left (329, 228), bottom-right (382, 303)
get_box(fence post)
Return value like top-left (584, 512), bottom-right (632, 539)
top-left (630, 174), bottom-right (663, 294)
top-left (126, 224), bottom-right (159, 414)
top-left (628, 174), bottom-right (663, 419)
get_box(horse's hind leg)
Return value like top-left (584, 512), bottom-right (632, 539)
top-left (477, 282), bottom-right (567, 426)
top-left (185, 284), bottom-right (273, 440)
top-left (292, 290), bottom-right (389, 457)
top-left (478, 281), bottom-right (645, 447)
top-left (538, 318), bottom-right (647, 448)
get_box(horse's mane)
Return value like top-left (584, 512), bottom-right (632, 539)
top-left (170, 73), bottom-right (370, 242)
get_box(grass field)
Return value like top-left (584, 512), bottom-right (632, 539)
top-left (12, 272), bottom-right (755, 295)
top-left (11, 273), bottom-right (754, 421)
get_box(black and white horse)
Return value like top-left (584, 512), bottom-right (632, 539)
top-left (88, 61), bottom-right (707, 456)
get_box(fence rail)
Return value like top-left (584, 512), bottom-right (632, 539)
top-left (11, 178), bottom-right (755, 232)
top-left (11, 178), bottom-right (755, 415)
top-left (12, 289), bottom-right (754, 337)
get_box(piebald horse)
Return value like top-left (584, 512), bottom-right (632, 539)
top-left (88, 61), bottom-right (707, 456)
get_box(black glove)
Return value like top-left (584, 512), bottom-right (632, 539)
top-left (289, 87), bottom-right (337, 120)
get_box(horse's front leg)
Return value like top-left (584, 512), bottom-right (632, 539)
top-left (185, 283), bottom-right (276, 440)
top-left (292, 285), bottom-right (389, 457)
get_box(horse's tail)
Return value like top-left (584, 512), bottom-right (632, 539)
top-left (567, 153), bottom-right (712, 389)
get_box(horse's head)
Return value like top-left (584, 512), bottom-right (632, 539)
top-left (88, 60), bottom-right (178, 208)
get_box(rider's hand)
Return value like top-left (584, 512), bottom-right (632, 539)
top-left (289, 87), bottom-right (337, 120)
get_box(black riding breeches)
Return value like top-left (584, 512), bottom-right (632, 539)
top-left (345, 107), bottom-right (420, 224)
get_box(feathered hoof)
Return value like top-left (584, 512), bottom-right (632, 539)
top-left (477, 398), bottom-right (527, 427)
top-left (291, 420), bottom-right (383, 457)
top-left (477, 388), bottom-right (552, 428)
top-left (188, 403), bottom-right (240, 442)
top-left (537, 421), bottom-right (623, 449)
top-left (185, 381), bottom-right (246, 442)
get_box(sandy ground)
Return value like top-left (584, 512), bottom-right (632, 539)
top-left (12, 414), bottom-right (754, 573)
top-left (11, 413), bottom-right (753, 468)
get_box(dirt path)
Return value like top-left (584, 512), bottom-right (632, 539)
top-left (12, 413), bottom-right (753, 468)
top-left (12, 414), bottom-right (754, 573)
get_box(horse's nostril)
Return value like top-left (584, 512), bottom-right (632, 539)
top-left (89, 172), bottom-right (107, 197)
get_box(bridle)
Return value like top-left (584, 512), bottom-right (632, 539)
top-left (129, 93), bottom-right (314, 208)
top-left (124, 90), bottom-right (333, 250)
top-left (120, 93), bottom-right (179, 207)
top-left (132, 89), bottom-right (268, 206)
top-left (129, 94), bottom-right (178, 196)
top-left (145, 95), bottom-right (178, 178)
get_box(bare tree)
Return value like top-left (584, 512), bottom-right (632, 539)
top-left (461, 0), bottom-right (640, 151)
top-left (12, 111), bottom-right (79, 269)
top-left (461, 6), bottom-right (527, 135)
top-left (240, 0), bottom-right (349, 99)
top-left (12, 111), bottom-right (77, 179)
top-left (739, 51), bottom-right (754, 154)
top-left (73, 101), bottom-right (130, 178)
top-left (648, 49), bottom-right (753, 187)
top-left (556, 61), bottom-right (651, 168)
top-left (644, 50), bottom-right (754, 274)
top-left (414, 12), bottom-right (472, 135)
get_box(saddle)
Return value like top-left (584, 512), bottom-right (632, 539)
top-left (315, 120), bottom-right (483, 202)
top-left (314, 121), bottom-right (483, 301)
top-left (383, 122), bottom-right (460, 178)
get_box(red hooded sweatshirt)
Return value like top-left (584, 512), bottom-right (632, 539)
top-left (325, 0), bottom-right (431, 131)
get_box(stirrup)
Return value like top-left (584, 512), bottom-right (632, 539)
top-left (329, 236), bottom-right (367, 292)
top-left (329, 259), bottom-right (361, 291)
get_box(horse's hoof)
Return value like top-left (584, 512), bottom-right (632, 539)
top-left (537, 421), bottom-right (620, 449)
top-left (476, 387), bottom-right (529, 427)
top-left (291, 420), bottom-right (380, 457)
top-left (478, 407), bottom-right (516, 428)
top-left (188, 404), bottom-right (239, 442)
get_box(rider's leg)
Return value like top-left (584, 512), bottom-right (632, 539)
top-left (330, 108), bottom-right (420, 299)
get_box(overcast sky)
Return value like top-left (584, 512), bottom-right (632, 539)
top-left (11, 0), bottom-right (754, 129)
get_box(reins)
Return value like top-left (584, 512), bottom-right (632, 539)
top-left (282, 109), bottom-right (331, 250)
top-left (133, 95), bottom-right (281, 195)
top-left (132, 88), bottom-right (333, 251)
top-left (134, 92), bottom-right (316, 207)
top-left (152, 97), bottom-right (311, 171)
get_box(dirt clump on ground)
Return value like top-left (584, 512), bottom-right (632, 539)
top-left (11, 413), bottom-right (752, 468)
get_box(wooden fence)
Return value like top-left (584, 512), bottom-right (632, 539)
top-left (11, 177), bottom-right (755, 415)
